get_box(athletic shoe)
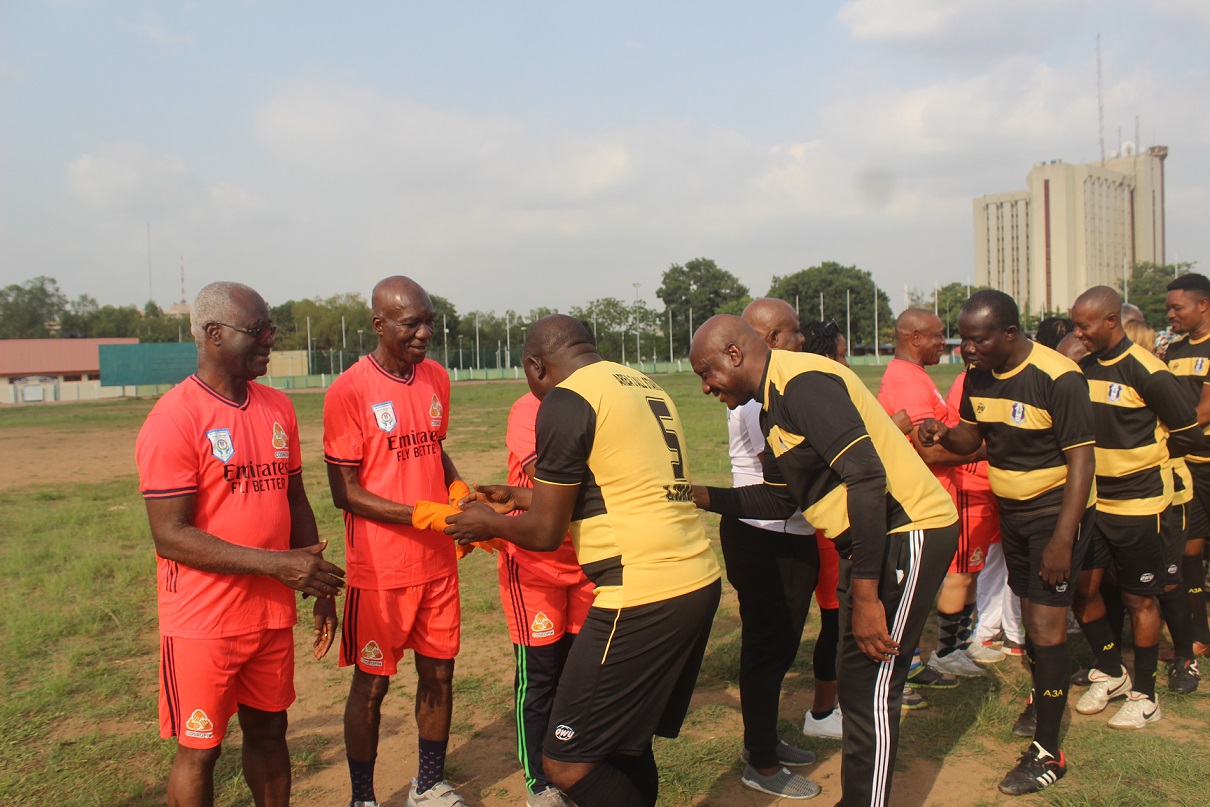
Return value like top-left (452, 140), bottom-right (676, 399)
top-left (739, 765), bottom-right (822, 799)
top-left (1169, 657), bottom-right (1200, 694)
top-left (1011, 699), bottom-right (1036, 739)
top-left (1194, 641), bottom-right (1210, 658)
top-left (351, 802), bottom-right (381, 807)
top-left (406, 779), bottom-right (467, 807)
top-left (966, 643), bottom-right (1007, 664)
top-left (527, 787), bottom-right (573, 807)
top-left (1107, 691), bottom-right (1162, 729)
top-left (1002, 638), bottom-right (1026, 657)
top-left (927, 649), bottom-right (986, 678)
top-left (997, 742), bottom-right (1066, 795)
top-left (741, 740), bottom-right (817, 767)
top-left (982, 630), bottom-right (1006, 649)
top-left (802, 707), bottom-right (844, 740)
top-left (908, 665), bottom-right (958, 688)
top-left (901, 683), bottom-right (928, 710)
top-left (1075, 665), bottom-right (1132, 715)
top-left (1070, 667), bottom-right (1092, 687)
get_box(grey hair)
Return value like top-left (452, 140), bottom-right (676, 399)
top-left (191, 281), bottom-right (259, 345)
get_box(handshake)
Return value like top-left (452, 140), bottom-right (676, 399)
top-left (410, 479), bottom-right (516, 559)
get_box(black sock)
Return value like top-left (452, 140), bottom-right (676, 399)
top-left (957, 602), bottom-right (976, 652)
top-left (1184, 555), bottom-right (1210, 644)
top-left (565, 762), bottom-right (647, 807)
top-left (1031, 643), bottom-right (1069, 754)
top-left (1025, 635), bottom-right (1037, 679)
top-left (612, 746), bottom-right (659, 806)
top-left (810, 708), bottom-right (835, 720)
top-left (347, 755), bottom-right (376, 804)
top-left (1160, 585), bottom-right (1196, 659)
top-left (1078, 616), bottom-right (1123, 676)
top-left (1134, 644), bottom-right (1159, 700)
top-left (416, 736), bottom-right (448, 793)
top-left (937, 610), bottom-right (962, 657)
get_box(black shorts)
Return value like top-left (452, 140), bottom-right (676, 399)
top-left (1163, 505), bottom-right (1187, 586)
top-left (1090, 511), bottom-right (1167, 595)
top-left (998, 493), bottom-right (1094, 607)
top-left (1186, 495), bottom-right (1209, 540)
top-left (542, 579), bottom-right (721, 762)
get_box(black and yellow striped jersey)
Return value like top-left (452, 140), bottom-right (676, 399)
top-left (534, 360), bottom-right (720, 609)
top-left (1080, 337), bottom-right (1201, 517)
top-left (743, 351), bottom-right (956, 578)
top-left (959, 342), bottom-right (1096, 510)
top-left (1163, 332), bottom-right (1210, 464)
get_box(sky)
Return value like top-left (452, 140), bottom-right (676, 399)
top-left (3, 1), bottom-right (1209, 316)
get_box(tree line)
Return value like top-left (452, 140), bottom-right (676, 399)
top-left (7, 260), bottom-right (1184, 362)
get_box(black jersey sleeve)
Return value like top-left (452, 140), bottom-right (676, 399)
top-left (1050, 370), bottom-right (1096, 451)
top-left (1143, 367), bottom-right (1205, 458)
top-left (783, 372), bottom-right (869, 465)
top-left (533, 387), bottom-right (596, 485)
top-left (705, 482), bottom-right (799, 520)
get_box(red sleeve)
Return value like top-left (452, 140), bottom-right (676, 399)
top-left (506, 394), bottom-right (540, 469)
top-left (322, 378), bottom-right (363, 467)
top-left (136, 411), bottom-right (199, 499)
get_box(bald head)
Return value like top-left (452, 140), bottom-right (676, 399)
top-left (523, 314), bottom-right (596, 361)
top-left (372, 275), bottom-right (430, 316)
top-left (893, 308), bottom-right (946, 366)
top-left (1121, 302), bottom-right (1145, 326)
top-left (742, 297), bottom-right (805, 351)
top-left (689, 315), bottom-right (770, 409)
top-left (1071, 285), bottom-right (1125, 357)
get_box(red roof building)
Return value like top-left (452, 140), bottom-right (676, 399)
top-left (0, 338), bottom-right (138, 381)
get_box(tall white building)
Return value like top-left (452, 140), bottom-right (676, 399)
top-left (973, 146), bottom-right (1166, 315)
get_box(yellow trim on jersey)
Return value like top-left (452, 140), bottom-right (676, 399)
top-left (1087, 379), bottom-right (1146, 409)
top-left (988, 466), bottom-right (1098, 507)
top-left (969, 397), bottom-right (1053, 430)
top-left (1097, 495), bottom-right (1172, 517)
top-left (1171, 458), bottom-right (1194, 506)
top-left (1096, 444), bottom-right (1167, 477)
top-left (766, 425), bottom-right (804, 457)
top-left (832, 434), bottom-right (871, 463)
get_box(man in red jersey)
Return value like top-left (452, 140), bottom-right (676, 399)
top-left (500, 391), bottom-right (594, 807)
top-left (137, 281), bottom-right (345, 807)
top-left (324, 276), bottom-right (468, 807)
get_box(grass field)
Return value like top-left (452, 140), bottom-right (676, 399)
top-left (2, 365), bottom-right (1208, 806)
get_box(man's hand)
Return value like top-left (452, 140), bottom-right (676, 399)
top-left (852, 584), bottom-right (898, 664)
top-left (312, 596), bottom-right (337, 660)
top-left (446, 501), bottom-right (501, 543)
top-left (1040, 536), bottom-right (1074, 589)
top-left (273, 541), bottom-right (345, 599)
top-left (470, 484), bottom-right (521, 514)
top-left (916, 418), bottom-right (948, 447)
top-left (890, 409), bottom-right (912, 435)
top-left (692, 485), bottom-right (710, 510)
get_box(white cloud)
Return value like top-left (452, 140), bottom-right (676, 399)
top-left (67, 143), bottom-right (203, 215)
top-left (142, 22), bottom-right (193, 49)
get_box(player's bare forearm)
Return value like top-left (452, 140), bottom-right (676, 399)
top-left (911, 427), bottom-right (981, 466)
top-left (286, 473), bottom-right (322, 549)
top-left (1054, 444), bottom-right (1094, 543)
top-left (440, 451), bottom-right (462, 488)
top-left (327, 463), bottom-right (413, 524)
top-left (938, 421), bottom-right (983, 455)
top-left (449, 480), bottom-right (575, 551)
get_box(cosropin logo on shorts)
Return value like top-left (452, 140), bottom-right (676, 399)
top-left (184, 709), bottom-right (215, 740)
top-left (272, 422), bottom-right (289, 459)
top-left (429, 394), bottom-right (443, 427)
top-left (530, 612), bottom-right (555, 639)
top-left (360, 640), bottom-right (384, 667)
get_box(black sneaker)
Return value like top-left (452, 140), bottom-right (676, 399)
top-left (997, 742), bottom-right (1067, 795)
top-left (1070, 667), bottom-right (1092, 687)
top-left (1170, 658), bottom-right (1201, 694)
top-left (1011, 698), bottom-right (1036, 739)
top-left (908, 665), bottom-right (958, 688)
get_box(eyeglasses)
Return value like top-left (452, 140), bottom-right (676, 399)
top-left (210, 321), bottom-right (277, 345)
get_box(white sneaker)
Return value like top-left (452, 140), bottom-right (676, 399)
top-left (1107, 691), bottom-right (1161, 729)
top-left (927, 649), bottom-right (986, 678)
top-left (527, 786), bottom-right (574, 807)
top-left (965, 643), bottom-right (1007, 664)
top-left (351, 802), bottom-right (381, 807)
top-left (802, 707), bottom-right (843, 739)
top-left (1075, 666), bottom-right (1132, 715)
top-left (406, 779), bottom-right (467, 807)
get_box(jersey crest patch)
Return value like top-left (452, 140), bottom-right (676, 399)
top-left (372, 402), bottom-right (397, 433)
top-left (206, 428), bottom-right (235, 463)
top-left (530, 612), bottom-right (555, 639)
top-left (429, 394), bottom-right (443, 427)
top-left (1010, 402), bottom-right (1026, 424)
top-left (1197, 358), bottom-right (1207, 375)
top-left (1107, 383), bottom-right (1122, 402)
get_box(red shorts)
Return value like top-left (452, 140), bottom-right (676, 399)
top-left (340, 575), bottom-right (461, 674)
top-left (952, 487), bottom-right (999, 573)
top-left (159, 627), bottom-right (295, 749)
top-left (497, 552), bottom-right (595, 646)
top-left (814, 531), bottom-right (840, 611)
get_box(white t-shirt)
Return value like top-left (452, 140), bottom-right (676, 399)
top-left (727, 399), bottom-right (813, 534)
